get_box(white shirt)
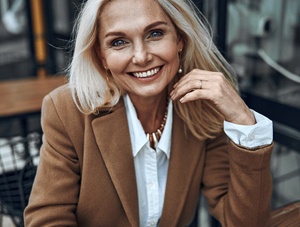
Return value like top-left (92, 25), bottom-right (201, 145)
top-left (123, 94), bottom-right (272, 227)
top-left (124, 94), bottom-right (172, 227)
top-left (224, 110), bottom-right (273, 148)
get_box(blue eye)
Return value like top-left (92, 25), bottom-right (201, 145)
top-left (111, 39), bottom-right (127, 47)
top-left (149, 30), bottom-right (164, 38)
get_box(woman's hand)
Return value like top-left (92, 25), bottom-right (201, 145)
top-left (170, 69), bottom-right (255, 125)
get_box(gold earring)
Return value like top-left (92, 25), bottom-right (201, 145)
top-left (178, 50), bottom-right (183, 74)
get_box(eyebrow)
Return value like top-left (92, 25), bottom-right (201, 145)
top-left (104, 21), bottom-right (169, 38)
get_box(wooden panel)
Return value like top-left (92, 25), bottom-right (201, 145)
top-left (0, 76), bottom-right (66, 118)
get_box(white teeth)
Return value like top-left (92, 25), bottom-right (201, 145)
top-left (133, 67), bottom-right (160, 78)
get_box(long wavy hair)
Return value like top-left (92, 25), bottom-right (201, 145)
top-left (68, 0), bottom-right (237, 140)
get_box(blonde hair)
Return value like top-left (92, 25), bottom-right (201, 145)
top-left (68, 0), bottom-right (120, 114)
top-left (68, 0), bottom-right (237, 140)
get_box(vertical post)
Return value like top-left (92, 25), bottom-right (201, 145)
top-left (43, 0), bottom-right (56, 74)
top-left (30, 0), bottom-right (47, 78)
top-left (25, 0), bottom-right (36, 76)
top-left (217, 0), bottom-right (228, 58)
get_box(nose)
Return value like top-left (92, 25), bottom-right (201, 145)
top-left (132, 42), bottom-right (152, 66)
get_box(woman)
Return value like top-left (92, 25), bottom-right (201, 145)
top-left (24, 0), bottom-right (273, 226)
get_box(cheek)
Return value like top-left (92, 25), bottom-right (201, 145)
top-left (104, 52), bottom-right (130, 73)
top-left (163, 46), bottom-right (180, 69)
top-left (161, 41), bottom-right (180, 61)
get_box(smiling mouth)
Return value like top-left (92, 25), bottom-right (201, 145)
top-left (130, 66), bottom-right (162, 78)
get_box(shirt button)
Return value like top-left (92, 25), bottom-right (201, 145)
top-left (149, 183), bottom-right (156, 189)
top-left (150, 220), bottom-right (156, 226)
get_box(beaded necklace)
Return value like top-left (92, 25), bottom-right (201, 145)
top-left (146, 101), bottom-right (169, 149)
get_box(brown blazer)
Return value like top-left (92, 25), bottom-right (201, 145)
top-left (24, 85), bottom-right (273, 227)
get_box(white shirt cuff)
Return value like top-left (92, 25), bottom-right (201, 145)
top-left (224, 110), bottom-right (273, 148)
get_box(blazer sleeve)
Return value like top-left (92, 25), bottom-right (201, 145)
top-left (201, 133), bottom-right (273, 227)
top-left (24, 94), bottom-right (80, 227)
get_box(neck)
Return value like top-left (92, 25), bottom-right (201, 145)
top-left (128, 92), bottom-right (168, 133)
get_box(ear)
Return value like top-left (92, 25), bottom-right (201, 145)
top-left (100, 56), bottom-right (108, 70)
top-left (177, 36), bottom-right (184, 52)
top-left (96, 48), bottom-right (108, 69)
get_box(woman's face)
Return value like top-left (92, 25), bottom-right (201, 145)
top-left (99, 0), bottom-right (183, 100)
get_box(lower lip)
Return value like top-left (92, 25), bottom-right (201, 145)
top-left (131, 67), bottom-right (163, 82)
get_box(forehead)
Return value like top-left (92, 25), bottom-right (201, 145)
top-left (100, 0), bottom-right (172, 30)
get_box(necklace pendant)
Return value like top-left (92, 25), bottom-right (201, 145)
top-left (152, 132), bottom-right (158, 149)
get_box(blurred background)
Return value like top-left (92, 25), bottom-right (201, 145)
top-left (0, 0), bottom-right (299, 226)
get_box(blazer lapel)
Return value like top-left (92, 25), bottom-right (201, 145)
top-left (160, 111), bottom-right (204, 226)
top-left (92, 101), bottom-right (139, 227)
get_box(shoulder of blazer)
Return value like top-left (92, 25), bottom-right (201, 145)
top-left (46, 84), bottom-right (125, 120)
top-left (43, 84), bottom-right (127, 159)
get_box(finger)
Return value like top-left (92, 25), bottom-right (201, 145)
top-left (171, 78), bottom-right (205, 100)
top-left (173, 71), bottom-right (212, 93)
top-left (179, 89), bottom-right (206, 103)
top-left (178, 69), bottom-right (221, 84)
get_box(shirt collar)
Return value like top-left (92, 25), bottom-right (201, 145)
top-left (123, 94), bottom-right (172, 159)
